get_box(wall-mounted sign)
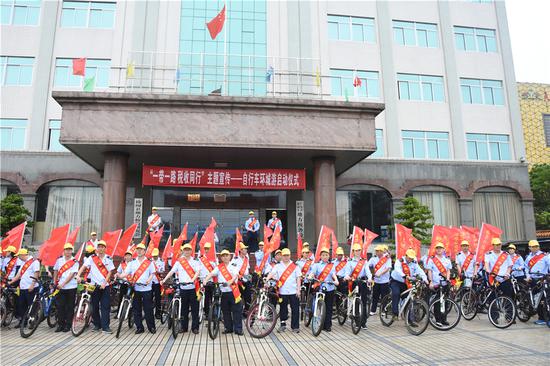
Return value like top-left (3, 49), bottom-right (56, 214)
top-left (133, 198), bottom-right (143, 238)
top-left (213, 193), bottom-right (227, 202)
top-left (296, 200), bottom-right (304, 237)
top-left (143, 165), bottom-right (306, 190)
top-left (188, 194), bottom-right (200, 202)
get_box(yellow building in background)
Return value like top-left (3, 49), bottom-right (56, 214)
top-left (518, 82), bottom-right (550, 168)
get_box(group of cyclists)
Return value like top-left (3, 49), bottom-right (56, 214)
top-left (1, 230), bottom-right (550, 339)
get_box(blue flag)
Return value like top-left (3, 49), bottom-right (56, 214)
top-left (265, 66), bottom-right (274, 82)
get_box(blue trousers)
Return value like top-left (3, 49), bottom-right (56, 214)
top-left (390, 280), bottom-right (407, 316)
top-left (133, 290), bottom-right (155, 331)
top-left (17, 288), bottom-right (38, 320)
top-left (91, 286), bottom-right (111, 330)
top-left (221, 292), bottom-right (243, 333)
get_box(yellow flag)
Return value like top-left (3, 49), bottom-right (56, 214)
top-left (126, 62), bottom-right (135, 78)
top-left (315, 67), bottom-right (321, 87)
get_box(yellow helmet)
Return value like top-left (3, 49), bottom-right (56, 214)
top-left (352, 244), bottom-right (362, 251)
top-left (220, 249), bottom-right (231, 256)
top-left (3, 245), bottom-right (16, 253)
top-left (528, 240), bottom-right (540, 247)
top-left (97, 240), bottom-right (107, 247)
top-left (336, 247), bottom-right (345, 255)
top-left (272, 211), bottom-right (277, 215)
top-left (320, 248), bottom-right (329, 254)
top-left (434, 242), bottom-right (445, 249)
top-left (491, 238), bottom-right (502, 245)
top-left (85, 245), bottom-right (95, 253)
top-left (239, 242), bottom-right (248, 250)
top-left (274, 249), bottom-right (282, 255)
top-left (136, 243), bottom-right (146, 250)
top-left (17, 248), bottom-right (28, 255)
top-left (460, 240), bottom-right (469, 246)
top-left (303, 242), bottom-right (310, 248)
top-left (258, 241), bottom-right (264, 246)
top-left (374, 245), bottom-right (384, 252)
top-left (405, 249), bottom-right (416, 259)
top-left (248, 211), bottom-right (254, 215)
top-left (507, 244), bottom-right (516, 250)
top-left (204, 242), bottom-right (212, 249)
top-left (151, 248), bottom-right (159, 256)
top-left (281, 248), bottom-right (291, 256)
top-left (181, 243), bottom-right (192, 250)
top-left (64, 243), bottom-right (74, 250)
top-left (90, 232), bottom-right (97, 236)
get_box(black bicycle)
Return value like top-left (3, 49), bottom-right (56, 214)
top-left (20, 278), bottom-right (58, 338)
top-left (207, 283), bottom-right (223, 340)
top-left (0, 284), bottom-right (18, 327)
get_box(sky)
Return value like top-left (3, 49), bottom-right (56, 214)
top-left (506, 0), bottom-right (550, 83)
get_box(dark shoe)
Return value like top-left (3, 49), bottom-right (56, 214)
top-left (324, 328), bottom-right (332, 332)
top-left (92, 326), bottom-right (101, 332)
top-left (55, 326), bottom-right (63, 333)
top-left (235, 331), bottom-right (244, 336)
top-left (222, 329), bottom-right (233, 334)
top-left (62, 327), bottom-right (70, 333)
top-left (192, 329), bottom-right (199, 334)
top-left (292, 328), bottom-right (300, 333)
top-left (179, 329), bottom-right (187, 334)
top-left (102, 328), bottom-right (113, 334)
top-left (135, 328), bottom-right (144, 334)
top-left (155, 313), bottom-right (161, 320)
top-left (149, 328), bottom-right (156, 334)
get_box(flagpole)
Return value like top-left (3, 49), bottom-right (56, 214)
top-left (223, 1), bottom-right (229, 96)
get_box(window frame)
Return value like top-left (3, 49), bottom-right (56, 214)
top-left (60, 1), bottom-right (115, 29)
top-left (466, 133), bottom-right (511, 161)
top-left (454, 26), bottom-right (497, 53)
top-left (397, 73), bottom-right (445, 102)
top-left (1, 0), bottom-right (41, 26)
top-left (53, 57), bottom-right (111, 89)
top-left (0, 118), bottom-right (27, 150)
top-left (330, 68), bottom-right (380, 99)
top-left (392, 20), bottom-right (439, 48)
top-left (327, 14), bottom-right (376, 43)
top-left (402, 130), bottom-right (450, 160)
top-left (460, 78), bottom-right (504, 105)
top-left (0, 56), bottom-right (34, 86)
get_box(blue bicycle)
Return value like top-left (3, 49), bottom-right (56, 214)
top-left (20, 277), bottom-right (58, 338)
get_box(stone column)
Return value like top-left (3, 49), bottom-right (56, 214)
top-left (101, 152), bottom-right (128, 233)
top-left (21, 193), bottom-right (36, 246)
top-left (313, 157), bottom-right (336, 236)
top-left (458, 198), bottom-right (474, 227)
top-left (521, 199), bottom-right (536, 240)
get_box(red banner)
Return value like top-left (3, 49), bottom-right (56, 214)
top-left (429, 225), bottom-right (452, 257)
top-left (315, 225), bottom-right (334, 262)
top-left (395, 224), bottom-right (420, 260)
top-left (142, 165), bottom-right (305, 190)
top-left (362, 228), bottom-right (378, 259)
top-left (475, 223), bottom-right (503, 262)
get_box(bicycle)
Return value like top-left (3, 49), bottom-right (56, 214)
top-left (428, 275), bottom-right (461, 331)
top-left (0, 284), bottom-right (18, 327)
top-left (71, 281), bottom-right (95, 337)
top-left (115, 281), bottom-right (142, 338)
top-left (207, 282), bottom-right (224, 340)
top-left (379, 278), bottom-right (430, 336)
top-left (246, 279), bottom-right (278, 338)
top-left (305, 279), bottom-right (335, 337)
top-left (171, 280), bottom-right (199, 339)
top-left (299, 281), bottom-right (312, 322)
top-left (20, 278), bottom-right (58, 338)
top-left (159, 283), bottom-right (175, 327)
top-left (513, 272), bottom-right (550, 325)
top-left (459, 274), bottom-right (516, 329)
top-left (345, 278), bottom-right (371, 335)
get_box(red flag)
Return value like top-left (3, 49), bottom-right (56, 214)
top-left (296, 232), bottom-right (303, 259)
top-left (112, 224), bottom-right (138, 258)
top-left (447, 227), bottom-right (461, 261)
top-left (39, 224), bottom-right (70, 266)
top-left (234, 227), bottom-right (243, 256)
top-left (162, 234), bottom-right (173, 264)
top-left (268, 225), bottom-right (282, 253)
top-left (206, 5), bottom-right (226, 40)
top-left (101, 229), bottom-right (123, 256)
top-left (362, 228), bottom-right (378, 259)
top-left (171, 223), bottom-right (188, 266)
top-left (331, 229), bottom-right (339, 260)
top-left (188, 232), bottom-right (198, 259)
top-left (475, 223), bottom-right (503, 262)
top-left (395, 224), bottom-right (417, 259)
top-left (72, 58), bottom-right (86, 76)
top-left (146, 225), bottom-right (164, 258)
top-left (1, 222), bottom-right (27, 252)
top-left (350, 226), bottom-right (364, 257)
top-left (353, 75), bottom-right (362, 87)
top-left (315, 225), bottom-right (332, 262)
top-left (199, 218), bottom-right (217, 262)
top-left (429, 225), bottom-right (452, 257)
top-left (460, 225), bottom-right (479, 252)
top-left (67, 227), bottom-right (80, 246)
top-left (75, 243), bottom-right (85, 262)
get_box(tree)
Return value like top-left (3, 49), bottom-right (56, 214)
top-left (392, 196), bottom-right (433, 244)
top-left (0, 194), bottom-right (33, 236)
top-left (529, 163), bottom-right (550, 230)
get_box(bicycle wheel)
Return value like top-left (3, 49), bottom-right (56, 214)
top-left (116, 300), bottom-right (129, 338)
top-left (304, 295), bottom-right (314, 327)
top-left (198, 294), bottom-right (205, 324)
top-left (246, 302), bottom-right (277, 338)
top-left (336, 296), bottom-right (347, 326)
top-left (379, 294), bottom-right (394, 327)
top-left (71, 299), bottom-right (90, 337)
top-left (311, 299), bottom-right (325, 337)
top-left (0, 301), bottom-right (6, 327)
top-left (46, 300), bottom-right (58, 328)
top-left (128, 307), bottom-right (134, 329)
top-left (332, 293), bottom-right (341, 320)
top-left (488, 296), bottom-right (516, 329)
top-left (208, 302), bottom-right (220, 340)
top-left (351, 296), bottom-right (362, 335)
top-left (160, 300), bottom-right (169, 325)
top-left (171, 302), bottom-right (180, 339)
top-left (405, 299), bottom-right (429, 336)
top-left (429, 298), bottom-right (460, 331)
top-left (515, 289), bottom-right (531, 322)
top-left (459, 288), bottom-right (478, 321)
top-left (365, 293), bottom-right (372, 319)
top-left (20, 301), bottom-right (42, 338)
top-left (166, 301), bottom-right (173, 329)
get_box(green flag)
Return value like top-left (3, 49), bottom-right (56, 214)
top-left (344, 87), bottom-right (349, 102)
top-left (83, 76), bottom-right (95, 92)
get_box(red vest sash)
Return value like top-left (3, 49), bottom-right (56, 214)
top-left (178, 257), bottom-right (200, 298)
top-left (248, 218), bottom-right (257, 230)
top-left (91, 255), bottom-right (110, 280)
top-left (431, 256), bottom-right (448, 277)
top-left (402, 259), bottom-right (412, 289)
top-left (121, 262), bottom-right (128, 271)
top-left (277, 262), bottom-right (297, 292)
top-left (511, 255), bottom-right (519, 265)
top-left (528, 253), bottom-right (545, 269)
top-left (152, 261), bottom-right (162, 283)
top-left (335, 260), bottom-right (347, 274)
top-left (462, 253), bottom-right (474, 273)
top-left (489, 252), bottom-right (508, 285)
top-left (301, 260), bottom-right (313, 276)
top-left (373, 256), bottom-right (389, 274)
top-left (218, 263), bottom-right (241, 302)
top-left (4, 257), bottom-right (17, 278)
top-left (149, 214), bottom-right (160, 230)
top-left (269, 218), bottom-right (280, 229)
top-left (56, 259), bottom-right (76, 285)
top-left (19, 259), bottom-right (36, 279)
top-left (350, 259), bottom-right (366, 280)
top-left (313, 263), bottom-right (333, 289)
top-left (132, 258), bottom-right (151, 283)
top-left (238, 256), bottom-right (249, 277)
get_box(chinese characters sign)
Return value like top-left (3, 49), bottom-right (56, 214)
top-left (142, 165), bottom-right (306, 190)
top-left (133, 198), bottom-right (143, 238)
top-left (296, 200), bottom-right (304, 237)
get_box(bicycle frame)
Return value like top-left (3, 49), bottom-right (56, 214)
top-left (75, 286), bottom-right (93, 317)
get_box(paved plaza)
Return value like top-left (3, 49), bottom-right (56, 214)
top-left (1, 313), bottom-right (548, 366)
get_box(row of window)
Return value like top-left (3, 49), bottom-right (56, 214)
top-left (0, 119), bottom-right (65, 151)
top-left (330, 68), bottom-right (504, 106)
top-left (328, 15), bottom-right (498, 54)
top-left (370, 129), bottom-right (511, 161)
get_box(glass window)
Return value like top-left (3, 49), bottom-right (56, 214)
top-left (60, 1), bottom-right (115, 28)
top-left (327, 14), bottom-right (375, 43)
top-left (0, 56), bottom-right (34, 86)
top-left (393, 20), bottom-right (438, 48)
top-left (466, 133), bottom-right (510, 160)
top-left (454, 26), bottom-right (497, 53)
top-left (330, 68), bottom-right (379, 99)
top-left (0, 118), bottom-right (26, 150)
top-left (53, 58), bottom-right (111, 88)
top-left (370, 129), bottom-right (384, 158)
top-left (544, 114), bottom-right (550, 147)
top-left (1, 0), bottom-right (41, 25)
top-left (402, 130), bottom-right (449, 159)
top-left (397, 73), bottom-right (444, 102)
top-left (48, 119), bottom-right (67, 151)
top-left (460, 78), bottom-right (503, 105)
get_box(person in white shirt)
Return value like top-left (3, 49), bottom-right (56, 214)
top-left (114, 250), bottom-right (133, 317)
top-left (456, 240), bottom-right (475, 280)
top-left (484, 238), bottom-right (513, 298)
top-left (344, 244), bottom-right (372, 329)
top-left (244, 211), bottom-right (260, 252)
top-left (83, 231), bottom-right (98, 249)
top-left (162, 243), bottom-right (201, 334)
top-left (367, 245), bottom-right (392, 316)
top-left (198, 242), bottom-right (217, 317)
top-left (267, 211), bottom-right (283, 234)
top-left (77, 240), bottom-right (115, 333)
top-left (120, 243), bottom-right (156, 334)
top-left (2, 245), bottom-right (19, 283)
top-left (231, 242), bottom-right (251, 314)
top-left (390, 249), bottom-right (428, 319)
top-left (266, 248), bottom-right (301, 333)
top-left (53, 243), bottom-right (79, 332)
top-left (254, 241), bottom-right (271, 269)
top-left (8, 248), bottom-right (40, 328)
top-left (426, 242), bottom-right (452, 326)
top-left (151, 248), bottom-right (165, 319)
top-left (147, 207), bottom-right (162, 236)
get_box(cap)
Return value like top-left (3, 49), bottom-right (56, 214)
top-left (320, 248), bottom-right (329, 254)
top-left (125, 249), bottom-right (133, 255)
top-left (239, 242), bottom-right (248, 250)
top-left (336, 247), bottom-right (345, 255)
top-left (383, 245), bottom-right (389, 251)
top-left (90, 232), bottom-right (97, 236)
top-left (182, 243), bottom-right (192, 250)
top-left (136, 243), bottom-right (146, 250)
top-left (17, 248), bottom-right (28, 255)
top-left (258, 241), bottom-right (264, 246)
top-left (491, 238), bottom-right (502, 245)
top-left (64, 243), bottom-right (74, 250)
top-left (274, 249), bottom-right (282, 255)
top-left (352, 244), bottom-right (362, 251)
top-left (3, 245), bottom-right (16, 253)
top-left (152, 248), bottom-right (159, 256)
top-left (507, 244), bottom-right (516, 250)
top-left (434, 242), bottom-right (445, 249)
top-left (85, 245), bottom-right (95, 253)
top-left (303, 242), bottom-right (310, 247)
top-left (301, 248), bottom-right (310, 253)
top-left (374, 245), bottom-right (384, 252)
top-left (281, 248), bottom-right (291, 256)
top-left (461, 240), bottom-right (469, 246)
top-left (248, 211), bottom-right (254, 215)
top-left (405, 249), bottom-right (416, 259)
top-left (528, 240), bottom-right (540, 247)
top-left (220, 249), bottom-right (231, 256)
top-left (152, 207), bottom-right (158, 211)
top-left (272, 211), bottom-right (277, 215)
top-left (204, 242), bottom-right (212, 249)
top-left (97, 240), bottom-right (107, 247)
